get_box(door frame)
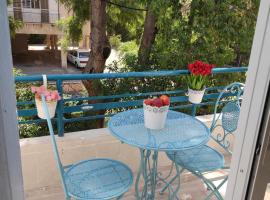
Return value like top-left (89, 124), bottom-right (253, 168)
top-left (0, 0), bottom-right (24, 199)
top-left (225, 0), bottom-right (270, 199)
top-left (246, 88), bottom-right (270, 199)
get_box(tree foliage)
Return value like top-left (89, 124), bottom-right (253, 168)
top-left (54, 0), bottom-right (258, 128)
top-left (60, 0), bottom-right (257, 100)
top-left (107, 1), bottom-right (145, 42)
top-left (59, 0), bottom-right (259, 69)
top-left (9, 17), bottom-right (23, 38)
top-left (151, 0), bottom-right (259, 69)
top-left (56, 0), bottom-right (89, 49)
top-left (7, 0), bottom-right (23, 38)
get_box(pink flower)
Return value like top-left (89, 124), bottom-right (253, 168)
top-left (31, 86), bottom-right (37, 93)
top-left (31, 85), bottom-right (61, 101)
top-left (43, 91), bottom-right (50, 96)
top-left (46, 95), bottom-right (52, 101)
top-left (50, 91), bottom-right (61, 101)
top-left (34, 85), bottom-right (46, 95)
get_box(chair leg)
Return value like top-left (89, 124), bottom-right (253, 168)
top-left (160, 167), bottom-right (184, 195)
top-left (190, 170), bottom-right (223, 200)
top-left (204, 176), bottom-right (228, 200)
top-left (160, 174), bottom-right (178, 194)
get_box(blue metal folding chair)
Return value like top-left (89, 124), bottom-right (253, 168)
top-left (41, 96), bottom-right (133, 200)
top-left (165, 82), bottom-right (244, 200)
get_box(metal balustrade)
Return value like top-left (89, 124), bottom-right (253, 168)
top-left (8, 8), bottom-right (59, 23)
top-left (15, 67), bottom-right (248, 136)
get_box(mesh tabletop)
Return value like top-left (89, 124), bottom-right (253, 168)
top-left (108, 109), bottom-right (210, 151)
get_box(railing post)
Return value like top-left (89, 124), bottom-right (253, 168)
top-left (56, 80), bottom-right (64, 136)
top-left (191, 104), bottom-right (197, 117)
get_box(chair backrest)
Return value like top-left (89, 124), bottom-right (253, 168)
top-left (210, 82), bottom-right (245, 155)
top-left (41, 96), bottom-right (69, 197)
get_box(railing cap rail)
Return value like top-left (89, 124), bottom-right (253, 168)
top-left (15, 67), bottom-right (248, 82)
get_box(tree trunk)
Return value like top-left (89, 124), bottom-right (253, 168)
top-left (83, 0), bottom-right (111, 128)
top-left (138, 9), bottom-right (157, 66)
top-left (84, 0), bottom-right (110, 74)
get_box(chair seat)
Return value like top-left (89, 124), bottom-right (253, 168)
top-left (166, 145), bottom-right (224, 172)
top-left (65, 158), bottom-right (133, 200)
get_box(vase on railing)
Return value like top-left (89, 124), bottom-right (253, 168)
top-left (31, 85), bottom-right (61, 119)
top-left (187, 87), bottom-right (205, 104)
top-left (143, 95), bottom-right (170, 130)
top-left (186, 60), bottom-right (214, 104)
top-left (35, 95), bottom-right (58, 119)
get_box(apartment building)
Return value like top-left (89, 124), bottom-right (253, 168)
top-left (7, 0), bottom-right (90, 68)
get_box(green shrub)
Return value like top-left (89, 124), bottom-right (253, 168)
top-left (14, 69), bottom-right (48, 138)
top-left (109, 35), bottom-right (122, 50)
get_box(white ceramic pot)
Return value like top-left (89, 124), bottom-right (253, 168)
top-left (35, 97), bottom-right (57, 119)
top-left (143, 103), bottom-right (169, 130)
top-left (188, 88), bottom-right (205, 104)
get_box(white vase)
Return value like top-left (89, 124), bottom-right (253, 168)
top-left (35, 97), bottom-right (57, 119)
top-left (143, 103), bottom-right (169, 130)
top-left (188, 88), bottom-right (205, 104)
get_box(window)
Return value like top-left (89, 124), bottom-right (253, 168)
top-left (22, 0), bottom-right (40, 9)
top-left (79, 52), bottom-right (90, 58)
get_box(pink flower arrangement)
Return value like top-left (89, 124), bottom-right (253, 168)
top-left (31, 85), bottom-right (61, 101)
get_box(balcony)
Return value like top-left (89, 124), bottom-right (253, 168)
top-left (15, 67), bottom-right (251, 199)
top-left (21, 123), bottom-right (231, 200)
top-left (8, 7), bottom-right (59, 24)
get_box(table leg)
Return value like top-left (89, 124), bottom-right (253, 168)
top-left (135, 151), bottom-right (143, 199)
top-left (169, 163), bottom-right (181, 200)
top-left (135, 149), bottom-right (182, 200)
top-left (150, 150), bottom-right (159, 199)
top-left (135, 149), bottom-right (148, 199)
top-left (135, 149), bottom-right (159, 200)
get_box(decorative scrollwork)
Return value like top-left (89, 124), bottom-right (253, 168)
top-left (143, 104), bottom-right (169, 113)
top-left (210, 83), bottom-right (244, 154)
top-left (212, 125), bottom-right (234, 154)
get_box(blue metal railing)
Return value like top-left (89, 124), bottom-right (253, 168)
top-left (15, 67), bottom-right (248, 136)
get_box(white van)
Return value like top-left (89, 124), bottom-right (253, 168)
top-left (67, 49), bottom-right (90, 68)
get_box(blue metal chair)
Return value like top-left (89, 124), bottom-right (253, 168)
top-left (165, 82), bottom-right (244, 200)
top-left (41, 96), bottom-right (133, 200)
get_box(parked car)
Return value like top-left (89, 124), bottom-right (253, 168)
top-left (67, 49), bottom-right (90, 68)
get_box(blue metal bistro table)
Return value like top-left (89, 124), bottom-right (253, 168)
top-left (108, 109), bottom-right (210, 200)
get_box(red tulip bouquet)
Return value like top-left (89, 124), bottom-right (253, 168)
top-left (186, 60), bottom-right (214, 104)
top-left (143, 95), bottom-right (170, 130)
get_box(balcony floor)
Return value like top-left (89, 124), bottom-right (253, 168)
top-left (25, 168), bottom-right (229, 200)
top-left (20, 116), bottom-right (270, 200)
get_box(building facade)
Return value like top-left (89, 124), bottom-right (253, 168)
top-left (7, 0), bottom-right (90, 68)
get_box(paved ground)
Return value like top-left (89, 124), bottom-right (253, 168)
top-left (13, 48), bottom-right (120, 75)
top-left (15, 63), bottom-right (82, 75)
top-left (13, 50), bottom-right (82, 75)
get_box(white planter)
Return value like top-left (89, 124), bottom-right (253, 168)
top-left (143, 103), bottom-right (169, 130)
top-left (35, 97), bottom-right (57, 119)
top-left (188, 88), bottom-right (205, 104)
